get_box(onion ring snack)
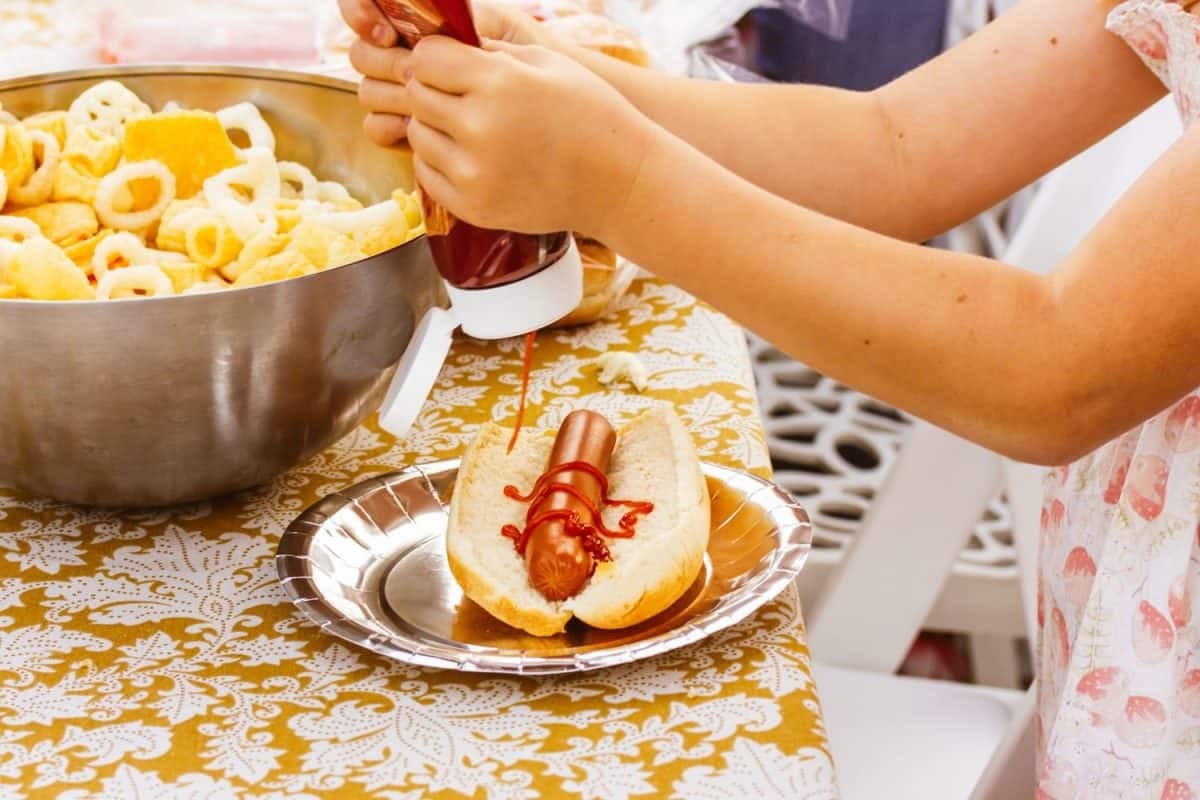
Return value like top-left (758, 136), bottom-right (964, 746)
top-left (66, 81), bottom-right (151, 137)
top-left (96, 263), bottom-right (175, 299)
top-left (0, 216), bottom-right (41, 242)
top-left (278, 161), bottom-right (319, 200)
top-left (95, 160), bottom-right (176, 231)
top-left (8, 131), bottom-right (60, 208)
top-left (0, 80), bottom-right (424, 301)
top-left (215, 102), bottom-right (276, 156)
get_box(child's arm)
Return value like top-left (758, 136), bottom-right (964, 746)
top-left (396, 35), bottom-right (1200, 467)
top-left (346, 0), bottom-right (1164, 241)
top-left (555, 0), bottom-right (1163, 242)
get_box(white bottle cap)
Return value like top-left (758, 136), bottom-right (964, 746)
top-left (377, 236), bottom-right (584, 439)
top-left (446, 236), bottom-right (583, 340)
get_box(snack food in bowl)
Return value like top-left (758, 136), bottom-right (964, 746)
top-left (0, 79), bottom-right (425, 301)
top-left (0, 66), bottom-right (442, 507)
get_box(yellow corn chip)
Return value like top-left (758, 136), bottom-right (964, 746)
top-left (354, 220), bottom-right (422, 256)
top-left (160, 259), bottom-right (207, 293)
top-left (221, 231), bottom-right (289, 282)
top-left (232, 249), bottom-right (317, 288)
top-left (52, 160), bottom-right (100, 205)
top-left (287, 221), bottom-right (364, 271)
top-left (184, 214), bottom-right (242, 269)
top-left (10, 202), bottom-right (99, 246)
top-left (23, 111), bottom-right (68, 149)
top-left (0, 282), bottom-right (17, 299)
top-left (155, 199), bottom-right (205, 252)
top-left (1, 124), bottom-right (34, 194)
top-left (63, 229), bottom-right (114, 271)
top-left (62, 125), bottom-right (120, 177)
top-left (392, 189), bottom-right (422, 228)
top-left (8, 236), bottom-right (95, 300)
top-left (274, 198), bottom-right (303, 233)
top-left (161, 197), bottom-right (205, 224)
top-left (275, 208), bottom-right (302, 234)
top-left (122, 111), bottom-right (238, 198)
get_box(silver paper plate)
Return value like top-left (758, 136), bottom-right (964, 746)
top-left (276, 459), bottom-right (812, 675)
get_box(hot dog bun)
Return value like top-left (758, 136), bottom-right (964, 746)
top-left (541, 11), bottom-right (651, 67)
top-left (447, 407), bottom-right (710, 636)
top-left (551, 237), bottom-right (623, 328)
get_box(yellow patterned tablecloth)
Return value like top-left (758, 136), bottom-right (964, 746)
top-left (0, 276), bottom-right (838, 799)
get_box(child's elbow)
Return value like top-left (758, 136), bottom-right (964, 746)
top-left (1004, 428), bottom-right (1093, 468)
top-left (999, 390), bottom-right (1124, 467)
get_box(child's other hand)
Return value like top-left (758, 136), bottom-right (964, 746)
top-left (346, 3), bottom-right (551, 147)
top-left (405, 37), bottom-right (656, 238)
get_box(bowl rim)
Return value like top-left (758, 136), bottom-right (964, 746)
top-left (0, 63), bottom-right (425, 308)
top-left (0, 63), bottom-right (358, 93)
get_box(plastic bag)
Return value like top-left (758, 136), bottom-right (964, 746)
top-left (599, 0), bottom-right (855, 76)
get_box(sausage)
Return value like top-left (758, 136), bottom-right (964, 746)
top-left (525, 409), bottom-right (617, 601)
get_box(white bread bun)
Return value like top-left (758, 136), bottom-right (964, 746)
top-left (541, 12), bottom-right (651, 67)
top-left (446, 406), bottom-right (710, 636)
top-left (550, 236), bottom-right (625, 328)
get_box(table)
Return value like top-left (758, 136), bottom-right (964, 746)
top-left (0, 276), bottom-right (837, 798)
top-left (0, 5), bottom-right (840, 798)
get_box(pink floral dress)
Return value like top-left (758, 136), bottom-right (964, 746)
top-left (1038, 6), bottom-right (1200, 797)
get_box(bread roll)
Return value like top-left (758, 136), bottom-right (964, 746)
top-left (551, 236), bottom-right (624, 328)
top-left (446, 406), bottom-right (710, 636)
top-left (542, 12), bottom-right (651, 67)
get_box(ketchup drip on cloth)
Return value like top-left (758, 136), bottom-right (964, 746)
top-left (501, 461), bottom-right (655, 564)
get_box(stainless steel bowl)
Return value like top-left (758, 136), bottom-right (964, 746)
top-left (0, 66), bottom-right (444, 507)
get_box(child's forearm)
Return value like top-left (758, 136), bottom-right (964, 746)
top-left (595, 129), bottom-right (1119, 465)
top-left (558, 44), bottom-right (909, 235)
top-left (560, 0), bottom-right (1162, 243)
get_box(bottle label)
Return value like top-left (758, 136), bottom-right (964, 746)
top-left (376, 1), bottom-right (445, 44)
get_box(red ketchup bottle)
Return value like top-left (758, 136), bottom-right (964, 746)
top-left (374, 0), bottom-right (583, 439)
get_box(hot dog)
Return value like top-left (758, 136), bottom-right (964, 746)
top-left (523, 409), bottom-right (616, 601)
top-left (448, 406), bottom-right (710, 637)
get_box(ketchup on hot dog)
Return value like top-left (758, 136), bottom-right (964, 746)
top-left (501, 410), bottom-right (654, 601)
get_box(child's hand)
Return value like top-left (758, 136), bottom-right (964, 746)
top-left (403, 37), bottom-right (657, 238)
top-left (345, 2), bottom-right (551, 147)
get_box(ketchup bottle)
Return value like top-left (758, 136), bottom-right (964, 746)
top-left (375, 0), bottom-right (581, 328)
top-left (374, 0), bottom-right (583, 440)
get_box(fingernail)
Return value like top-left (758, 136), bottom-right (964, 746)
top-left (372, 24), bottom-right (393, 46)
top-left (403, 67), bottom-right (414, 81)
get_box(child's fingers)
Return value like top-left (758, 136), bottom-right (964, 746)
top-left (337, 0), bottom-right (396, 48)
top-left (481, 38), bottom-right (552, 67)
top-left (407, 119), bottom-right (461, 181)
top-left (350, 38), bottom-right (411, 83)
top-left (412, 154), bottom-right (458, 212)
top-left (406, 79), bottom-right (464, 139)
top-left (358, 77), bottom-right (411, 116)
top-left (363, 112), bottom-right (410, 147)
top-left (411, 37), bottom-right (493, 95)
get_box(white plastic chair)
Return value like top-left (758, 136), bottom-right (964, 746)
top-left (804, 95), bottom-right (1182, 800)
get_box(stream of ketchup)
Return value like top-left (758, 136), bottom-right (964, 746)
top-left (506, 331), bottom-right (537, 454)
top-left (500, 461), bottom-right (655, 563)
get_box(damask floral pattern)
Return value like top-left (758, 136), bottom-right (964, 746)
top-left (0, 277), bottom-right (836, 798)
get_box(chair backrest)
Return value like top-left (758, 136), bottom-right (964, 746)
top-left (1003, 95), bottom-right (1181, 273)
